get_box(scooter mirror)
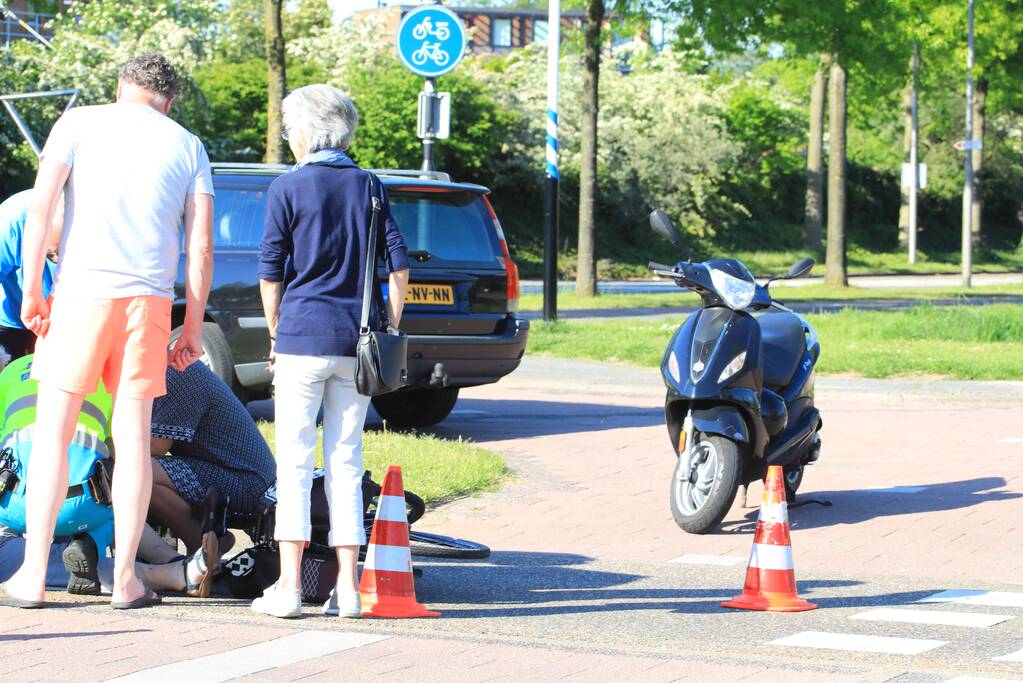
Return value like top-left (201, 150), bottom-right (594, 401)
top-left (786, 257), bottom-right (815, 279)
top-left (649, 210), bottom-right (684, 249)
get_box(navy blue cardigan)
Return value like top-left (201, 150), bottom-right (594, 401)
top-left (258, 159), bottom-right (410, 357)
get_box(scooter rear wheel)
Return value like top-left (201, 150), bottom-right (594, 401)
top-left (669, 434), bottom-right (742, 534)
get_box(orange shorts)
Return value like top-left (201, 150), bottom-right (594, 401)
top-left (31, 295), bottom-right (173, 399)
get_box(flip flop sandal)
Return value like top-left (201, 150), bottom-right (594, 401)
top-left (111, 589), bottom-right (161, 610)
top-left (0, 583), bottom-right (45, 609)
top-left (184, 531), bottom-right (219, 598)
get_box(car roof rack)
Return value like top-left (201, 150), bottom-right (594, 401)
top-left (211, 163), bottom-right (453, 184)
top-left (371, 169), bottom-right (452, 182)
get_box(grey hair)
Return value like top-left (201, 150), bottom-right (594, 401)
top-left (282, 84), bottom-right (359, 153)
top-left (118, 52), bottom-right (181, 102)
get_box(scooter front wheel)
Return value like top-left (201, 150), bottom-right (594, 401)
top-left (669, 434), bottom-right (741, 534)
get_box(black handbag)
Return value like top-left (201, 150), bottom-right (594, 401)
top-left (354, 174), bottom-right (408, 397)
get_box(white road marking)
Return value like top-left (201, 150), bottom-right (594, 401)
top-left (850, 608), bottom-right (1013, 628)
top-left (997, 437), bottom-right (1023, 444)
top-left (769, 631), bottom-right (946, 655)
top-left (105, 630), bottom-right (389, 682)
top-left (917, 590), bottom-right (1023, 609)
top-left (860, 485), bottom-right (928, 494)
top-left (669, 554), bottom-right (747, 566)
top-left (947, 677), bottom-right (1023, 683)
top-left (994, 648), bottom-right (1023, 662)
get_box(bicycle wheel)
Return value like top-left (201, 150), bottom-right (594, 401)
top-left (408, 531), bottom-right (490, 560)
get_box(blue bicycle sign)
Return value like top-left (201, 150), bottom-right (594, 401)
top-left (395, 5), bottom-right (466, 78)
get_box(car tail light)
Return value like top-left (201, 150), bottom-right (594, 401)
top-left (482, 196), bottom-right (519, 313)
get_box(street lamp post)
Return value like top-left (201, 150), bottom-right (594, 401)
top-left (543, 0), bottom-right (560, 322)
top-left (961, 0), bottom-right (975, 287)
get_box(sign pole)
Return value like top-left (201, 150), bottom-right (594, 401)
top-left (961, 0), bottom-right (975, 287)
top-left (908, 42), bottom-right (919, 265)
top-left (421, 77), bottom-right (436, 172)
top-left (543, 0), bottom-right (560, 322)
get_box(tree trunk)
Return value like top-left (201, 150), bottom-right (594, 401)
top-left (264, 0), bottom-right (287, 164)
top-left (825, 60), bottom-right (848, 287)
top-left (971, 77), bottom-right (987, 248)
top-left (897, 62), bottom-right (913, 249)
top-left (575, 0), bottom-right (603, 298)
top-left (804, 56), bottom-right (828, 251)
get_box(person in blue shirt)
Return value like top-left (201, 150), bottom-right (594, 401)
top-left (0, 190), bottom-right (58, 360)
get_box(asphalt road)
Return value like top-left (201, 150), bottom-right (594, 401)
top-left (6, 357), bottom-right (1022, 682)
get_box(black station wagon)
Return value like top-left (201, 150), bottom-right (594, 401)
top-left (170, 164), bottom-right (530, 428)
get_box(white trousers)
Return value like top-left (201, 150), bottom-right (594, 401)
top-left (272, 354), bottom-right (370, 547)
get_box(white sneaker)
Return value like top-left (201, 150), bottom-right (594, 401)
top-left (322, 587), bottom-right (362, 618)
top-left (251, 582), bottom-right (302, 618)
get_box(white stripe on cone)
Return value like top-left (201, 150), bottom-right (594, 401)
top-left (748, 543), bottom-right (794, 571)
top-left (375, 495), bottom-right (408, 523)
top-left (758, 502), bottom-right (788, 524)
top-left (364, 542), bottom-right (413, 574)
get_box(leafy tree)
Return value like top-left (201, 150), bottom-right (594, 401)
top-left (264, 0), bottom-right (286, 163)
top-left (668, 0), bottom-right (909, 285)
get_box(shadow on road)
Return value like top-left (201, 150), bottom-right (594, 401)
top-left (718, 477), bottom-right (1019, 534)
top-left (0, 629), bottom-right (152, 642)
top-left (413, 551), bottom-right (871, 618)
top-left (248, 397), bottom-right (662, 440)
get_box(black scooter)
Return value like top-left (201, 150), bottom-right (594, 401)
top-left (648, 211), bottom-right (823, 534)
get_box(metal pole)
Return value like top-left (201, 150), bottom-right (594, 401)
top-left (908, 42), bottom-right (919, 265)
top-left (961, 0), bottom-right (974, 287)
top-left (0, 2), bottom-right (52, 48)
top-left (421, 77), bottom-right (435, 173)
top-left (543, 0), bottom-right (560, 322)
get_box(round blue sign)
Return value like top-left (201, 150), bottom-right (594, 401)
top-left (395, 5), bottom-right (466, 78)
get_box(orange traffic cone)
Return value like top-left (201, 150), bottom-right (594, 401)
top-left (359, 465), bottom-right (440, 618)
top-left (721, 465), bottom-right (817, 612)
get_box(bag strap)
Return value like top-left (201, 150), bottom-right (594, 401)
top-left (359, 173), bottom-right (383, 333)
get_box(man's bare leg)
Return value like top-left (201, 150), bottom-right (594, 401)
top-left (4, 384), bottom-right (84, 602)
top-left (110, 396), bottom-right (155, 603)
top-left (149, 458), bottom-right (202, 553)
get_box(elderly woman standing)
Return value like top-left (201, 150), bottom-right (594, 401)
top-left (252, 85), bottom-right (410, 619)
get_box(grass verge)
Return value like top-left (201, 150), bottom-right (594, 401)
top-left (527, 304), bottom-right (1023, 381)
top-left (257, 423), bottom-right (507, 505)
top-left (519, 283), bottom-right (1023, 312)
top-left (515, 246), bottom-right (1023, 280)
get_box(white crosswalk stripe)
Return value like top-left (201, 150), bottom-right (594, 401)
top-left (105, 630), bottom-right (389, 682)
top-left (918, 590), bottom-right (1023, 609)
top-left (850, 608), bottom-right (1013, 628)
top-left (768, 631), bottom-right (947, 655)
top-left (993, 648), bottom-right (1023, 662)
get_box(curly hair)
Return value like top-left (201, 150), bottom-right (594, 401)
top-left (118, 52), bottom-right (181, 102)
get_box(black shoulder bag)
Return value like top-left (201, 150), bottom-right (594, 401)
top-left (355, 174), bottom-right (408, 396)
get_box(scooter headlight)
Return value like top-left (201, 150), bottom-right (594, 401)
top-left (667, 351), bottom-right (681, 384)
top-left (710, 267), bottom-right (755, 310)
top-left (718, 351), bottom-right (747, 383)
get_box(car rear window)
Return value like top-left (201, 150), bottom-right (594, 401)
top-left (388, 190), bottom-right (499, 264)
top-left (212, 187), bottom-right (268, 249)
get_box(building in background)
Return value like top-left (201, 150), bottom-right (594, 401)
top-left (1, 1), bottom-right (75, 47)
top-left (355, 4), bottom-right (589, 54)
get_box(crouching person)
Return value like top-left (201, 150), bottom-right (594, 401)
top-left (0, 353), bottom-right (114, 603)
top-left (148, 361), bottom-right (276, 556)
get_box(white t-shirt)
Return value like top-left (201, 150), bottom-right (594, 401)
top-left (41, 102), bottom-right (214, 299)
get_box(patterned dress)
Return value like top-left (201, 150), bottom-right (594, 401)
top-left (152, 362), bottom-right (275, 514)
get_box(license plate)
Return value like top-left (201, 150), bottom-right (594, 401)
top-left (405, 284), bottom-right (455, 306)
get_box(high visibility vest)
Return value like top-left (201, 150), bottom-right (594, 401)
top-left (0, 355), bottom-right (113, 483)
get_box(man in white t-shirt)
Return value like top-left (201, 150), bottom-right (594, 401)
top-left (1, 53), bottom-right (214, 609)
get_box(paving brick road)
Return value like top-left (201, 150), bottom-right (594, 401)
top-left (2, 357), bottom-right (1021, 682)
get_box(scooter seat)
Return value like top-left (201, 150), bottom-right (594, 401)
top-left (753, 309), bottom-right (806, 390)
